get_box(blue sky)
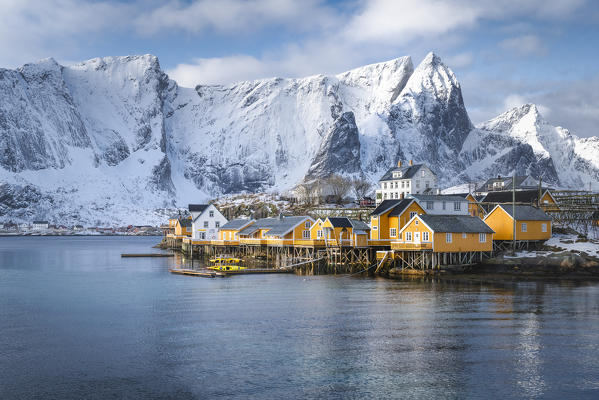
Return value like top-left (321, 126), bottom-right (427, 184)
top-left (1, 0), bottom-right (599, 137)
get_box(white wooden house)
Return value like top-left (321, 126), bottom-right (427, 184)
top-left (189, 204), bottom-right (228, 240)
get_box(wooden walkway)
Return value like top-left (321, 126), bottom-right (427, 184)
top-left (122, 253), bottom-right (174, 258)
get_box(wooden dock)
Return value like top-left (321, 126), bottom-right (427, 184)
top-left (220, 268), bottom-right (293, 275)
top-left (122, 253), bottom-right (174, 258)
top-left (169, 268), bottom-right (226, 278)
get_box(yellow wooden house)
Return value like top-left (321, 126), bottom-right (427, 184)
top-left (216, 219), bottom-right (254, 244)
top-left (480, 189), bottom-right (558, 213)
top-left (465, 193), bottom-right (485, 218)
top-left (301, 217), bottom-right (371, 247)
top-left (392, 214), bottom-right (494, 253)
top-left (174, 217), bottom-right (192, 237)
top-left (483, 205), bottom-right (552, 241)
top-left (370, 199), bottom-right (425, 246)
top-left (237, 216), bottom-right (314, 246)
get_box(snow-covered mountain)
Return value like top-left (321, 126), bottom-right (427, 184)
top-left (0, 52), bottom-right (597, 225)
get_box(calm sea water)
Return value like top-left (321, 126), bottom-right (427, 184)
top-left (1, 236), bottom-right (599, 399)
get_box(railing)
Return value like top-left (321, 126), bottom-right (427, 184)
top-left (239, 238), bottom-right (267, 245)
top-left (390, 242), bottom-right (433, 250)
top-left (266, 239), bottom-right (294, 246)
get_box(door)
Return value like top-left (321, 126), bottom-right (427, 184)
top-left (414, 232), bottom-right (420, 244)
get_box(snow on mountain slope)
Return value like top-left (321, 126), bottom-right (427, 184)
top-left (465, 104), bottom-right (599, 187)
top-left (386, 52), bottom-right (473, 181)
top-left (0, 53), bottom-right (597, 225)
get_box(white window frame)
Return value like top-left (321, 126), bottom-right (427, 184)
top-left (479, 233), bottom-right (486, 243)
top-left (406, 232), bottom-right (412, 241)
top-left (415, 220), bottom-right (419, 225)
top-left (446, 233), bottom-right (452, 243)
top-left (215, 221), bottom-right (220, 228)
top-left (203, 221), bottom-right (209, 228)
top-left (410, 211), bottom-right (417, 219)
top-left (522, 222), bottom-right (527, 232)
top-left (422, 231), bottom-right (429, 241)
top-left (302, 230), bottom-right (310, 239)
top-left (454, 202), bottom-right (461, 211)
top-left (462, 233), bottom-right (467, 239)
top-left (390, 228), bottom-right (397, 237)
top-left (209, 210), bottom-right (214, 217)
top-left (427, 201), bottom-right (433, 210)
top-left (317, 230), bottom-right (323, 238)
top-left (304, 221), bottom-right (311, 229)
top-left (541, 223), bottom-right (547, 233)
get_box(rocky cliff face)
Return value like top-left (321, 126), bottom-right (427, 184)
top-left (0, 53), bottom-right (597, 225)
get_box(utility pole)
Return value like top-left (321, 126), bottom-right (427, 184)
top-left (512, 171), bottom-right (516, 254)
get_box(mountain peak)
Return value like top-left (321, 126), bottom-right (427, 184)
top-left (422, 51), bottom-right (442, 66)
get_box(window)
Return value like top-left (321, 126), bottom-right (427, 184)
top-left (416, 181), bottom-right (420, 188)
top-left (522, 223), bottom-right (527, 232)
top-left (422, 231), bottom-right (429, 241)
top-left (542, 223), bottom-right (547, 232)
top-left (390, 228), bottom-right (397, 237)
top-left (454, 202), bottom-right (461, 211)
top-left (442, 201), bottom-right (446, 210)
top-left (410, 211), bottom-right (417, 219)
top-left (383, 183), bottom-right (387, 189)
top-left (401, 181), bottom-right (405, 188)
top-left (317, 230), bottom-right (323, 238)
top-left (543, 200), bottom-right (548, 204)
top-left (302, 230), bottom-right (310, 239)
top-left (384, 193), bottom-right (388, 199)
top-left (406, 232), bottom-right (412, 241)
top-left (421, 170), bottom-right (425, 177)
top-left (415, 220), bottom-right (419, 225)
top-left (203, 221), bottom-right (209, 228)
top-left (209, 211), bottom-right (214, 217)
top-left (462, 233), bottom-right (467, 239)
top-left (373, 226), bottom-right (378, 230)
top-left (215, 221), bottom-right (220, 228)
top-left (446, 233), bottom-right (452, 243)
top-left (479, 233), bottom-right (486, 243)
top-left (200, 232), bottom-right (205, 239)
top-left (426, 201), bottom-right (434, 210)
top-left (426, 181), bottom-right (430, 188)
top-left (305, 221), bottom-right (311, 229)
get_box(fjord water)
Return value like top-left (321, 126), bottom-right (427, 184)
top-left (1, 237), bottom-right (598, 399)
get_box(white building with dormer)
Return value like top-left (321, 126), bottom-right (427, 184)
top-left (375, 160), bottom-right (438, 205)
top-left (189, 204), bottom-right (228, 240)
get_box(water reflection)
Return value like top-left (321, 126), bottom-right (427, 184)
top-left (1, 237), bottom-right (599, 399)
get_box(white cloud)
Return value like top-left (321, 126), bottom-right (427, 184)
top-left (445, 52), bottom-right (475, 68)
top-left (499, 35), bottom-right (546, 56)
top-left (134, 0), bottom-right (338, 36)
top-left (167, 55), bottom-right (276, 87)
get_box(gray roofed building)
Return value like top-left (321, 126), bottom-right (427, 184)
top-left (493, 205), bottom-right (552, 221)
top-left (219, 219), bottom-right (254, 230)
top-left (188, 204), bottom-right (209, 212)
top-left (418, 215), bottom-right (494, 233)
top-left (371, 199), bottom-right (404, 215)
top-left (237, 216), bottom-right (312, 237)
top-left (379, 164), bottom-right (424, 181)
top-left (349, 219), bottom-right (371, 231)
top-left (408, 194), bottom-right (466, 202)
top-left (327, 217), bottom-right (353, 228)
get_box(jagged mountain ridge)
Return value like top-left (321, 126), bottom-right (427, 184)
top-left (0, 52), bottom-right (597, 224)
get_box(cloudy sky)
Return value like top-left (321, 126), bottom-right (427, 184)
top-left (1, 0), bottom-right (598, 137)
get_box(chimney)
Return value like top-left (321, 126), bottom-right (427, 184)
top-left (397, 160), bottom-right (402, 167)
top-left (409, 160), bottom-right (413, 166)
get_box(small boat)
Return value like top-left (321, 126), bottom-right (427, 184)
top-left (207, 256), bottom-right (247, 271)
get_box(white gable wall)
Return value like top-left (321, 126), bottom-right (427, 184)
top-left (191, 204), bottom-right (228, 240)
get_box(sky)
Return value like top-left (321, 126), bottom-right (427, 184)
top-left (1, 0), bottom-right (598, 138)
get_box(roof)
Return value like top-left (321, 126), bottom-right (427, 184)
top-left (188, 204), bottom-right (209, 212)
top-left (178, 218), bottom-right (192, 227)
top-left (418, 215), bottom-right (494, 233)
top-left (327, 217), bottom-right (353, 228)
top-left (237, 216), bottom-right (310, 237)
top-left (592, 211), bottom-right (599, 219)
top-left (408, 194), bottom-right (467, 202)
top-left (371, 199), bottom-right (408, 216)
top-left (220, 219), bottom-right (253, 230)
top-left (493, 205), bottom-right (552, 221)
top-left (349, 219), bottom-right (371, 231)
top-left (388, 199), bottom-right (417, 216)
top-left (480, 189), bottom-right (550, 204)
top-left (379, 164), bottom-right (426, 181)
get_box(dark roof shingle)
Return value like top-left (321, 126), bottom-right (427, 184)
top-left (418, 215), bottom-right (494, 233)
top-left (220, 219), bottom-right (252, 230)
top-left (497, 205), bottom-right (552, 221)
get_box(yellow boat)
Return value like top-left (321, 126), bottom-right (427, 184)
top-left (207, 257), bottom-right (246, 271)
